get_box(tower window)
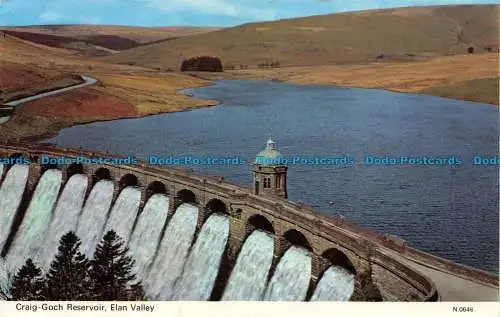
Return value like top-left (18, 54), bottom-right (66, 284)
top-left (264, 177), bottom-right (271, 188)
top-left (276, 175), bottom-right (281, 188)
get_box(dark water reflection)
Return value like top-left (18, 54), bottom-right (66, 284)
top-left (43, 80), bottom-right (499, 273)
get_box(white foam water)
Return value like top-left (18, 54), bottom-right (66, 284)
top-left (35, 174), bottom-right (88, 270)
top-left (103, 186), bottom-right (141, 243)
top-left (128, 194), bottom-right (169, 283)
top-left (222, 230), bottom-right (274, 300)
top-left (310, 265), bottom-right (355, 301)
top-left (0, 258), bottom-right (14, 299)
top-left (263, 246), bottom-right (312, 301)
top-left (147, 203), bottom-right (198, 300)
top-left (6, 169), bottom-right (62, 270)
top-left (171, 214), bottom-right (230, 301)
top-left (0, 165), bottom-right (29, 254)
top-left (76, 180), bottom-right (114, 258)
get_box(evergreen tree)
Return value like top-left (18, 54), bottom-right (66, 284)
top-left (89, 230), bottom-right (146, 300)
top-left (129, 281), bottom-right (147, 301)
top-left (45, 231), bottom-right (92, 300)
top-left (9, 259), bottom-right (45, 301)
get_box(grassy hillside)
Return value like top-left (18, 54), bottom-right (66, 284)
top-left (3, 25), bottom-right (221, 44)
top-left (194, 53), bottom-right (498, 105)
top-left (1, 25), bottom-right (221, 57)
top-left (104, 4), bottom-right (499, 69)
top-left (0, 34), bottom-right (83, 102)
top-left (1, 30), bottom-right (138, 55)
top-left (421, 77), bottom-right (499, 105)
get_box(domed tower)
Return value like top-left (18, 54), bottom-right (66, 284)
top-left (253, 138), bottom-right (288, 198)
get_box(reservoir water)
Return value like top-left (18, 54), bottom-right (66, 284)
top-left (41, 80), bottom-right (499, 273)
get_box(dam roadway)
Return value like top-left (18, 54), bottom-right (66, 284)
top-left (0, 143), bottom-right (498, 301)
top-left (387, 251), bottom-right (499, 301)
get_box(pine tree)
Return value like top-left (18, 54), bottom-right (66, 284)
top-left (129, 281), bottom-right (147, 301)
top-left (9, 259), bottom-right (45, 301)
top-left (45, 231), bottom-right (92, 300)
top-left (89, 230), bottom-right (146, 300)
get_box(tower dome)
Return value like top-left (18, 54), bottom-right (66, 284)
top-left (255, 138), bottom-right (285, 166)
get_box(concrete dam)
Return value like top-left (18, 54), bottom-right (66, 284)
top-left (0, 143), bottom-right (445, 301)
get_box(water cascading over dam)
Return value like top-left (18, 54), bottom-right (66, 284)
top-left (128, 194), bottom-right (170, 284)
top-left (0, 163), bottom-right (366, 301)
top-left (171, 214), bottom-right (230, 300)
top-left (0, 164), bottom-right (29, 255)
top-left (264, 246), bottom-right (312, 301)
top-left (36, 173), bottom-right (88, 269)
top-left (146, 203), bottom-right (198, 300)
top-left (6, 169), bottom-right (62, 269)
top-left (311, 266), bottom-right (355, 301)
top-left (76, 180), bottom-right (114, 258)
top-left (222, 230), bottom-right (275, 300)
top-left (104, 186), bottom-right (141, 243)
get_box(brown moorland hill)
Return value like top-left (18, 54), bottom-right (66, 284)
top-left (0, 34), bottom-right (83, 102)
top-left (0, 31), bottom-right (76, 59)
top-left (0, 30), bottom-right (137, 56)
top-left (2, 29), bottom-right (141, 51)
top-left (0, 31), bottom-right (217, 141)
top-left (104, 4), bottom-right (499, 69)
top-left (3, 25), bottom-right (222, 44)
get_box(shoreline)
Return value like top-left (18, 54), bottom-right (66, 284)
top-left (0, 73), bottom-right (219, 144)
top-left (2, 62), bottom-right (498, 143)
top-left (191, 53), bottom-right (498, 106)
top-left (194, 73), bottom-right (499, 106)
top-left (6, 102), bottom-right (219, 144)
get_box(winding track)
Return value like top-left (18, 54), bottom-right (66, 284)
top-left (0, 75), bottom-right (97, 124)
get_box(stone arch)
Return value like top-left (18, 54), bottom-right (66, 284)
top-left (119, 173), bottom-right (139, 190)
top-left (93, 167), bottom-right (111, 183)
top-left (40, 158), bottom-right (59, 175)
top-left (321, 248), bottom-right (356, 275)
top-left (174, 188), bottom-right (197, 209)
top-left (8, 152), bottom-right (24, 161)
top-left (282, 229), bottom-right (313, 253)
top-left (245, 213), bottom-right (275, 237)
top-left (145, 181), bottom-right (168, 202)
top-left (204, 198), bottom-right (229, 216)
top-left (1, 153), bottom-right (25, 175)
top-left (67, 163), bottom-right (84, 179)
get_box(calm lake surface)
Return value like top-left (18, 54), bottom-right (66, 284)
top-left (43, 80), bottom-right (499, 273)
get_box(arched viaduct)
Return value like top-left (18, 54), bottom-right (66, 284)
top-left (0, 143), bottom-right (439, 301)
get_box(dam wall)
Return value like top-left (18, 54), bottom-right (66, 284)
top-left (0, 142), bottom-right (441, 301)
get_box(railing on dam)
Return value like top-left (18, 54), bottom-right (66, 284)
top-left (0, 141), bottom-right (465, 300)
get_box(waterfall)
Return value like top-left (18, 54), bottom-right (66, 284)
top-left (0, 164), bottom-right (3, 183)
top-left (0, 165), bottom-right (29, 254)
top-left (171, 214), bottom-right (229, 301)
top-left (76, 180), bottom-right (114, 258)
top-left (263, 246), bottom-right (312, 301)
top-left (104, 187), bottom-right (141, 243)
top-left (147, 203), bottom-right (198, 300)
top-left (6, 169), bottom-right (62, 270)
top-left (35, 174), bottom-right (88, 270)
top-left (310, 266), bottom-right (355, 301)
top-left (0, 258), bottom-right (14, 298)
top-left (128, 194), bottom-right (169, 284)
top-left (222, 230), bottom-right (274, 300)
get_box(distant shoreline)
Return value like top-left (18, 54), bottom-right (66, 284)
top-left (191, 53), bottom-right (499, 106)
top-left (1, 54), bottom-right (497, 144)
